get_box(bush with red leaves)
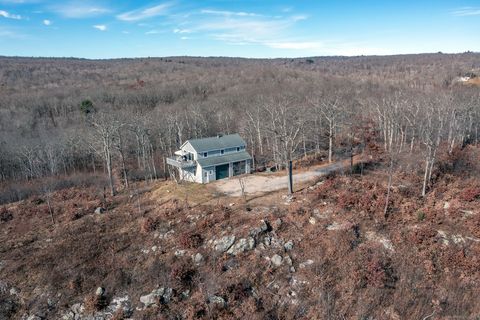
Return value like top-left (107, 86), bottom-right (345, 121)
top-left (460, 187), bottom-right (480, 202)
top-left (180, 233), bottom-right (203, 249)
top-left (170, 260), bottom-right (197, 289)
top-left (83, 293), bottom-right (108, 314)
top-left (140, 217), bottom-right (157, 233)
top-left (337, 190), bottom-right (359, 210)
top-left (363, 256), bottom-right (397, 289)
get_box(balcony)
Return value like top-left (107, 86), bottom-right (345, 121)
top-left (166, 156), bottom-right (196, 169)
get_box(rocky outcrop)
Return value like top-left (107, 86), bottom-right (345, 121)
top-left (213, 235), bottom-right (236, 252)
top-left (227, 237), bottom-right (255, 255)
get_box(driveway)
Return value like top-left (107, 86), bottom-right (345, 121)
top-left (213, 159), bottom-right (352, 197)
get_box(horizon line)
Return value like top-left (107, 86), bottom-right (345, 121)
top-left (0, 51), bottom-right (478, 61)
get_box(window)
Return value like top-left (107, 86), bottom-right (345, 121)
top-left (210, 170), bottom-right (213, 175)
top-left (204, 172), bottom-right (207, 177)
top-left (221, 149), bottom-right (224, 155)
top-left (203, 152), bottom-right (207, 157)
top-left (236, 147), bottom-right (240, 152)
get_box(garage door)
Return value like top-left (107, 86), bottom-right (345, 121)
top-left (216, 164), bottom-right (230, 180)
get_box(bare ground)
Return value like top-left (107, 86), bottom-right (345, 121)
top-left (213, 158), bottom-right (358, 197)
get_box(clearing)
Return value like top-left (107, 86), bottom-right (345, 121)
top-left (213, 157), bottom-right (362, 197)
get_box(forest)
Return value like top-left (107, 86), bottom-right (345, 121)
top-left (0, 53), bottom-right (479, 202)
top-left (1, 54), bottom-right (480, 320)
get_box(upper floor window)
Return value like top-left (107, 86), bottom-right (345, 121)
top-left (236, 147), bottom-right (240, 152)
top-left (203, 152), bottom-right (207, 158)
top-left (221, 150), bottom-right (224, 155)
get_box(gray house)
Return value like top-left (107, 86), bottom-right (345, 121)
top-left (166, 134), bottom-right (252, 183)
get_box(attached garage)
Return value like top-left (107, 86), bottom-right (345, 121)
top-left (233, 160), bottom-right (246, 176)
top-left (215, 163), bottom-right (230, 180)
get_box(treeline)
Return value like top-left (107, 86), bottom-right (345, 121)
top-left (0, 54), bottom-right (479, 202)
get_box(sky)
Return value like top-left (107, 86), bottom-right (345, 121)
top-left (0, 0), bottom-right (479, 59)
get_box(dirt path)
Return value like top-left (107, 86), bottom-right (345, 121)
top-left (213, 158), bottom-right (357, 197)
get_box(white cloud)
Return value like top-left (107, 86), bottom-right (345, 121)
top-left (200, 9), bottom-right (261, 17)
top-left (145, 29), bottom-right (162, 35)
top-left (451, 7), bottom-right (480, 16)
top-left (180, 36), bottom-right (189, 40)
top-left (43, 19), bottom-right (51, 25)
top-left (53, 2), bottom-right (109, 18)
top-left (117, 3), bottom-right (173, 21)
top-left (93, 24), bottom-right (107, 31)
top-left (173, 28), bottom-right (191, 33)
top-left (0, 10), bottom-right (22, 19)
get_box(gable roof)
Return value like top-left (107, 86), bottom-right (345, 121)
top-left (182, 133), bottom-right (246, 153)
top-left (197, 151), bottom-right (251, 167)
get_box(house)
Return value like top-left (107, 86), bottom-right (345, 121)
top-left (166, 133), bottom-right (252, 183)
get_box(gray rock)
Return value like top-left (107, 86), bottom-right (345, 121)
top-left (284, 240), bottom-right (294, 251)
top-left (94, 207), bottom-right (105, 214)
top-left (68, 303), bottom-right (84, 319)
top-left (162, 288), bottom-right (173, 304)
top-left (273, 218), bottom-right (282, 229)
top-left (249, 220), bottom-right (269, 237)
top-left (108, 295), bottom-right (133, 318)
top-left (213, 235), bottom-right (236, 252)
top-left (140, 288), bottom-right (164, 307)
top-left (181, 290), bottom-right (190, 299)
top-left (263, 235), bottom-right (272, 246)
top-left (95, 287), bottom-right (105, 296)
top-left (175, 249), bottom-right (186, 256)
top-left (284, 255), bottom-right (293, 266)
top-left (299, 259), bottom-right (314, 268)
top-left (140, 288), bottom-right (172, 307)
top-left (193, 252), bottom-right (204, 264)
top-left (227, 237), bottom-right (255, 255)
top-left (271, 254), bottom-right (283, 267)
top-left (443, 202), bottom-right (450, 209)
top-left (208, 295), bottom-right (226, 308)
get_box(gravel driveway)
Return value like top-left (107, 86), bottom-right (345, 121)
top-left (213, 161), bottom-right (348, 197)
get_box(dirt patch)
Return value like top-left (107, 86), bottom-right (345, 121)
top-left (213, 158), bottom-right (357, 197)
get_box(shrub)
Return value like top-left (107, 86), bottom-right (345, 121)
top-left (460, 187), bottom-right (480, 202)
top-left (170, 261), bottom-right (196, 289)
top-left (83, 293), bottom-right (108, 314)
top-left (180, 233), bottom-right (203, 249)
top-left (0, 207), bottom-right (13, 222)
top-left (140, 217), bottom-right (157, 233)
top-left (337, 191), bottom-right (359, 210)
top-left (417, 211), bottom-right (426, 222)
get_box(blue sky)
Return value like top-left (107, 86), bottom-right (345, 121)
top-left (0, 0), bottom-right (479, 58)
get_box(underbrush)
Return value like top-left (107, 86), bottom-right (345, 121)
top-left (0, 173), bottom-right (108, 205)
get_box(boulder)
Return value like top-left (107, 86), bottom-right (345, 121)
top-left (271, 254), bottom-right (283, 267)
top-left (175, 249), bottom-right (186, 256)
top-left (140, 288), bottom-right (166, 307)
top-left (284, 240), bottom-right (294, 251)
top-left (208, 295), bottom-right (226, 308)
top-left (227, 237), bottom-right (255, 255)
top-left (273, 218), bottom-right (282, 229)
top-left (193, 253), bottom-right (204, 264)
top-left (299, 259), bottom-right (314, 268)
top-left (249, 220), bottom-right (269, 237)
top-left (95, 287), bottom-right (105, 296)
top-left (213, 235), bottom-right (236, 252)
top-left (94, 207), bottom-right (105, 214)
